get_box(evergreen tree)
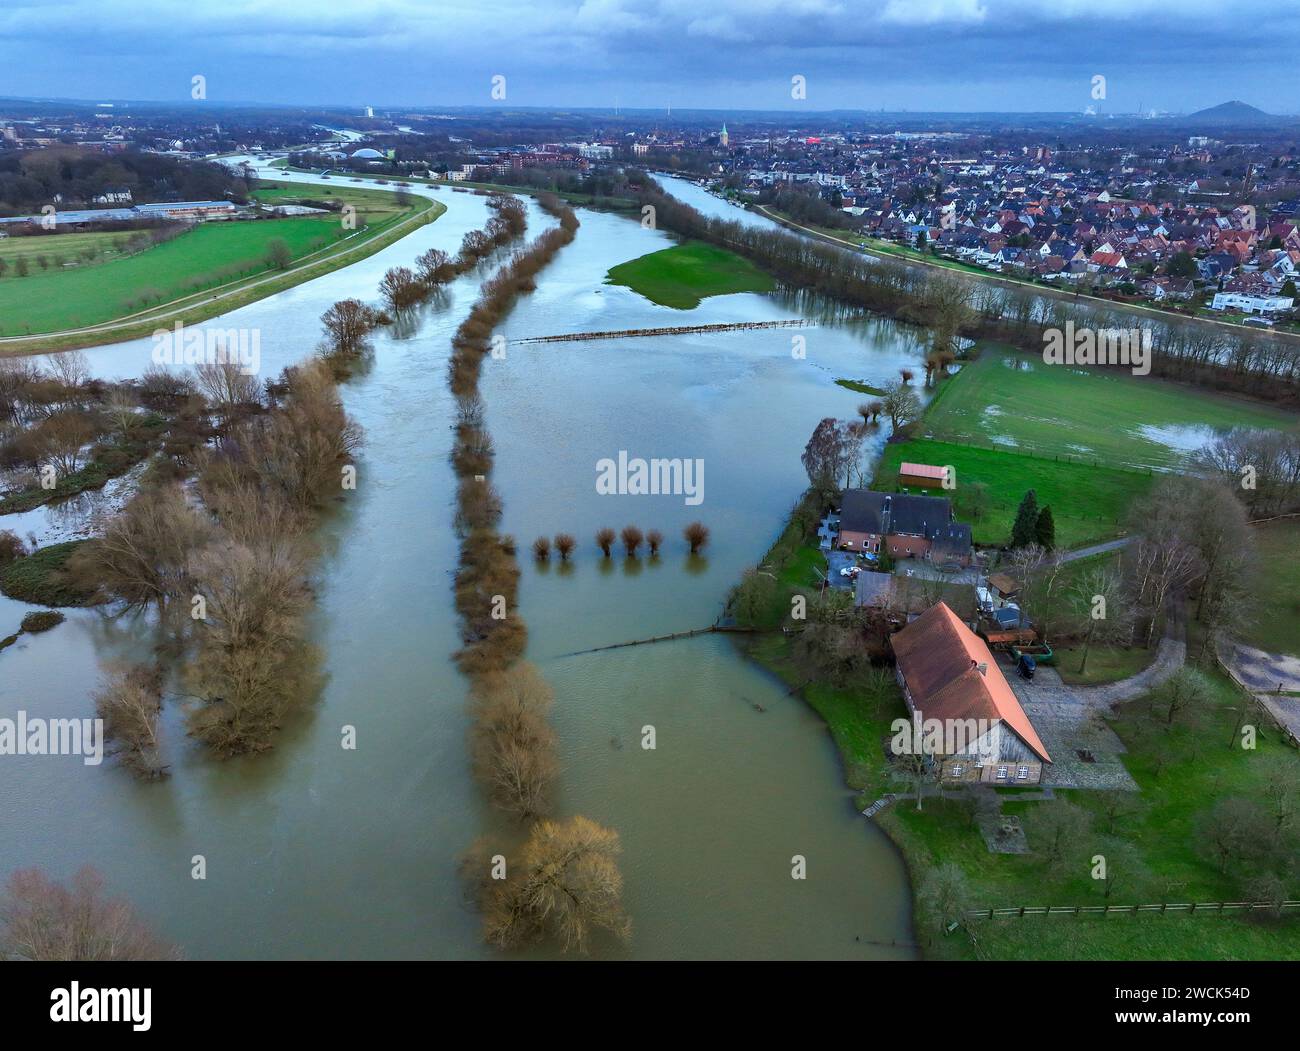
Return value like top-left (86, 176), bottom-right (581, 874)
top-left (1011, 489), bottom-right (1039, 548)
top-left (1035, 505), bottom-right (1056, 551)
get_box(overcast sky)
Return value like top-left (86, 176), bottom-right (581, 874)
top-left (3, 0), bottom-right (1298, 114)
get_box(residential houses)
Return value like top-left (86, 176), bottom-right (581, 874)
top-left (837, 489), bottom-right (973, 568)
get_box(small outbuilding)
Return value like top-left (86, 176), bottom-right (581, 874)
top-left (898, 462), bottom-right (948, 489)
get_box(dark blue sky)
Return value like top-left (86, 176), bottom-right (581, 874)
top-left (3, 0), bottom-right (1297, 114)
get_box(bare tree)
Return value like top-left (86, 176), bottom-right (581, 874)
top-left (684, 520), bottom-right (709, 554)
top-left (47, 350), bottom-right (90, 402)
top-left (1198, 797), bottom-right (1271, 873)
top-left (1069, 562), bottom-right (1134, 675)
top-left (532, 536), bottom-right (550, 560)
top-left (320, 298), bottom-right (381, 355)
top-left (1257, 755), bottom-right (1300, 833)
top-left (102, 387), bottom-right (140, 441)
top-left (32, 411), bottom-right (97, 477)
top-left (646, 529), bottom-right (663, 556)
top-left (553, 533), bottom-right (575, 561)
top-left (194, 361), bottom-right (260, 419)
top-left (186, 539), bottom-right (318, 756)
top-left (94, 663), bottom-right (167, 780)
top-left (1024, 799), bottom-right (1093, 876)
top-left (1154, 667), bottom-right (1214, 729)
top-left (795, 418), bottom-right (857, 491)
top-left (880, 381), bottom-right (921, 432)
top-left (470, 663), bottom-right (559, 819)
top-left (0, 867), bottom-right (179, 960)
top-left (72, 483), bottom-right (211, 614)
top-left (916, 862), bottom-right (973, 940)
top-left (378, 266), bottom-right (421, 310)
top-left (474, 815), bottom-right (631, 954)
top-left (414, 247), bottom-right (455, 286)
top-left (595, 527), bottom-right (615, 557)
top-left (1127, 481), bottom-right (1201, 645)
top-left (620, 525), bottom-right (643, 557)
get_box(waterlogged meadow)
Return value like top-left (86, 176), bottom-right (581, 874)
top-left (923, 347), bottom-right (1297, 470)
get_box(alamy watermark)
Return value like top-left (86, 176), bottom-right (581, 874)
top-left (151, 321), bottom-right (261, 376)
top-left (0, 711), bottom-right (103, 766)
top-left (51, 982), bottom-right (151, 1031)
top-left (1042, 321), bottom-right (1151, 376)
top-left (890, 710), bottom-right (998, 762)
top-left (595, 451), bottom-right (704, 506)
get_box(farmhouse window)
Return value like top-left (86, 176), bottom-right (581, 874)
top-left (995, 765), bottom-right (1008, 780)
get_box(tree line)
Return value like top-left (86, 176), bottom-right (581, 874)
top-left (439, 193), bottom-right (633, 954)
top-left (629, 171), bottom-right (1300, 404)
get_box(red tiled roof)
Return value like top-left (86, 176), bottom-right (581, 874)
top-left (891, 602), bottom-right (1051, 763)
top-left (899, 462), bottom-right (948, 480)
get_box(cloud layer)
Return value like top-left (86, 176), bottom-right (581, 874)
top-left (2, 0), bottom-right (1296, 113)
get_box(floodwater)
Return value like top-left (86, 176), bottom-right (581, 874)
top-left (0, 167), bottom-right (926, 959)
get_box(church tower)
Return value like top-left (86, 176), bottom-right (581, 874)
top-left (720, 123), bottom-right (728, 148)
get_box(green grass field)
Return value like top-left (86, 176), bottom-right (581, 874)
top-left (0, 229), bottom-right (141, 273)
top-left (926, 348), bottom-right (1297, 470)
top-left (0, 182), bottom-right (425, 337)
top-left (605, 240), bottom-right (775, 309)
top-left (1246, 519), bottom-right (1300, 656)
top-left (874, 437), bottom-right (1153, 549)
top-left (751, 618), bottom-right (1300, 960)
top-left (250, 182), bottom-right (410, 220)
top-left (738, 495), bottom-right (1300, 959)
top-left (0, 217), bottom-right (348, 334)
top-left (887, 666), bottom-right (1300, 960)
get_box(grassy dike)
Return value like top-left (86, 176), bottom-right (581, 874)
top-left (0, 192), bottom-right (444, 357)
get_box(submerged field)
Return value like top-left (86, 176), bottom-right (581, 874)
top-left (925, 347), bottom-right (1297, 470)
top-left (605, 240), bottom-right (776, 309)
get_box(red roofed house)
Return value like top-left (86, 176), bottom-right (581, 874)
top-left (898, 461), bottom-right (948, 490)
top-left (891, 602), bottom-right (1052, 785)
top-left (1088, 250), bottom-right (1127, 270)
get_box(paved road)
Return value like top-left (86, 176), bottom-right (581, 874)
top-left (1222, 644), bottom-right (1300, 746)
top-left (1058, 537), bottom-right (1133, 563)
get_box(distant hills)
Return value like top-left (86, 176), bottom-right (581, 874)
top-left (1182, 101), bottom-right (1275, 126)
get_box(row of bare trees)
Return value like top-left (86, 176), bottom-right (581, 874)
top-left (380, 195), bottom-right (528, 313)
top-left (443, 194), bottom-right (631, 953)
top-left (558, 522), bottom-right (710, 560)
top-left (314, 196), bottom-right (533, 366)
top-left (631, 172), bottom-right (1300, 403)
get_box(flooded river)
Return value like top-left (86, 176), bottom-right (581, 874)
top-left (0, 169), bottom-right (923, 958)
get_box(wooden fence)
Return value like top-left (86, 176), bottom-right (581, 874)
top-left (967, 900), bottom-right (1300, 920)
